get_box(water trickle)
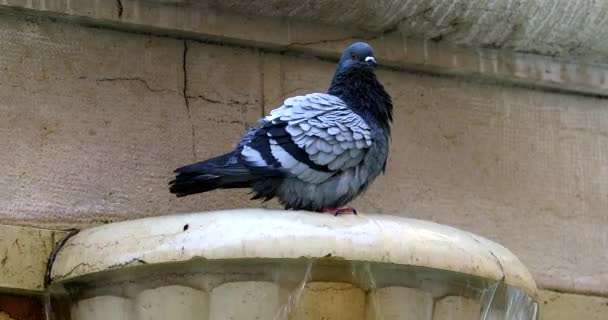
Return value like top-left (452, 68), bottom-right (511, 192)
top-left (47, 259), bottom-right (538, 319)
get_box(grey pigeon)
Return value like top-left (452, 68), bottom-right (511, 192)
top-left (169, 42), bottom-right (393, 215)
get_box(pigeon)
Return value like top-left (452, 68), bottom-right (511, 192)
top-left (169, 42), bottom-right (393, 215)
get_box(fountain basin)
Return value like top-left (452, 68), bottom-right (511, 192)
top-left (48, 209), bottom-right (538, 319)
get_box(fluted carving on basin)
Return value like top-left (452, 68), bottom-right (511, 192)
top-left (71, 296), bottom-right (132, 320)
top-left (134, 285), bottom-right (208, 320)
top-left (50, 210), bottom-right (539, 320)
top-left (209, 281), bottom-right (286, 320)
top-left (367, 287), bottom-right (434, 320)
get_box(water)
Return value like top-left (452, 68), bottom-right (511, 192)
top-left (47, 258), bottom-right (538, 319)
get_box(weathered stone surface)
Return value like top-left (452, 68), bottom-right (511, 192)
top-left (433, 296), bottom-right (481, 320)
top-left (134, 285), bottom-right (208, 320)
top-left (538, 290), bottom-right (608, 320)
top-left (49, 210), bottom-right (537, 296)
top-left (209, 281), bottom-right (285, 320)
top-left (71, 296), bottom-right (132, 320)
top-left (291, 282), bottom-right (365, 320)
top-left (0, 14), bottom-right (265, 228)
top-left (367, 287), bottom-right (433, 320)
top-left (0, 225), bottom-right (65, 292)
top-left (185, 42), bottom-right (262, 158)
top-left (21, 0), bottom-right (606, 65)
top-left (177, 41), bottom-right (266, 212)
top-left (1, 0), bottom-right (117, 20)
top-left (195, 0), bottom-right (608, 66)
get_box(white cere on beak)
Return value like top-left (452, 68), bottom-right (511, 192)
top-left (365, 56), bottom-right (376, 63)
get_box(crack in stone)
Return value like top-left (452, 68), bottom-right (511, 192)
top-left (0, 82), bottom-right (25, 90)
top-left (116, 0), bottom-right (123, 19)
top-left (204, 118), bottom-right (247, 126)
top-left (52, 258), bottom-right (147, 282)
top-left (90, 77), bottom-right (171, 93)
top-left (109, 258), bottom-right (148, 269)
top-left (469, 234), bottom-right (506, 283)
top-left (12, 239), bottom-right (22, 254)
top-left (45, 229), bottom-right (79, 286)
top-left (52, 262), bottom-right (93, 282)
top-left (488, 248), bottom-right (506, 282)
top-left (0, 250), bottom-right (7, 267)
top-left (186, 94), bottom-right (221, 104)
top-left (185, 94), bottom-right (254, 106)
top-left (182, 41), bottom-right (196, 160)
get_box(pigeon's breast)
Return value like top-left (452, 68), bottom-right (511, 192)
top-left (276, 132), bottom-right (388, 210)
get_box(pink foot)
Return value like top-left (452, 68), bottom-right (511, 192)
top-left (321, 207), bottom-right (358, 216)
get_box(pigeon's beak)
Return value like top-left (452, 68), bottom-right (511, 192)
top-left (365, 56), bottom-right (377, 67)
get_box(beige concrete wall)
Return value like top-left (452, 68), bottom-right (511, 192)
top-left (538, 290), bottom-right (608, 320)
top-left (0, 225), bottom-right (65, 293)
top-left (0, 9), bottom-right (607, 303)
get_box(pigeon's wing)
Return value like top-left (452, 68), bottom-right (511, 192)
top-left (239, 93), bottom-right (372, 184)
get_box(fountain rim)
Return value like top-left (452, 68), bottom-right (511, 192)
top-left (49, 209), bottom-right (537, 296)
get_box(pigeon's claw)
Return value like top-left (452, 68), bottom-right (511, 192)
top-left (321, 207), bottom-right (358, 216)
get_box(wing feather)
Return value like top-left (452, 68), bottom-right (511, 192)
top-left (239, 93), bottom-right (373, 184)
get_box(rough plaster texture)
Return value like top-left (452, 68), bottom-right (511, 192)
top-left (291, 282), bottom-right (365, 320)
top-left (0, 6), bottom-right (606, 298)
top-left (70, 296), bottom-right (132, 320)
top-left (210, 282), bottom-right (286, 319)
top-left (0, 14), bottom-right (263, 226)
top-left (433, 296), bottom-right (481, 320)
top-left (538, 290), bottom-right (608, 320)
top-left (0, 225), bottom-right (64, 292)
top-left (367, 287), bottom-right (433, 320)
top-left (134, 285), bottom-right (208, 320)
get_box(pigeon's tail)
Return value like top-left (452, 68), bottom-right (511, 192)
top-left (169, 152), bottom-right (256, 197)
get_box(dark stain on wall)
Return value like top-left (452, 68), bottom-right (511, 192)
top-left (0, 294), bottom-right (45, 320)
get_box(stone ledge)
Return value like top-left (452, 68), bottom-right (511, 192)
top-left (189, 0), bottom-right (608, 65)
top-left (49, 209), bottom-right (537, 297)
top-left (0, 0), bottom-right (606, 97)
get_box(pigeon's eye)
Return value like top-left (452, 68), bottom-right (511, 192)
top-left (350, 52), bottom-right (357, 60)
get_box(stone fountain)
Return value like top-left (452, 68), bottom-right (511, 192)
top-left (47, 209), bottom-right (538, 319)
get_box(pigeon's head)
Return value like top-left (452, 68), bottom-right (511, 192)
top-left (336, 42), bottom-right (377, 71)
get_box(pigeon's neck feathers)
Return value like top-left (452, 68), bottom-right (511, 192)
top-left (327, 64), bottom-right (393, 134)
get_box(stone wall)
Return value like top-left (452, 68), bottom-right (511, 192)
top-left (0, 1), bottom-right (607, 318)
